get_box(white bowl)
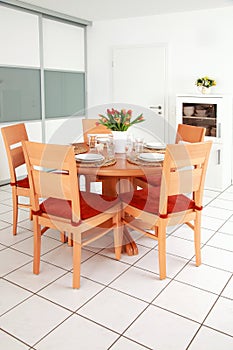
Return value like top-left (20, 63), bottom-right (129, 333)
top-left (183, 106), bottom-right (194, 116)
top-left (195, 110), bottom-right (207, 117)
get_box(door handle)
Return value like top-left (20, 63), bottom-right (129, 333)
top-left (149, 105), bottom-right (162, 110)
top-left (149, 105), bottom-right (162, 115)
top-left (217, 149), bottom-right (221, 165)
top-left (218, 123), bottom-right (221, 138)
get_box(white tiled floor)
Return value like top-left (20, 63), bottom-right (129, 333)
top-left (0, 184), bottom-right (233, 350)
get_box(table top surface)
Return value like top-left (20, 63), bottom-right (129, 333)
top-left (76, 151), bottom-right (162, 178)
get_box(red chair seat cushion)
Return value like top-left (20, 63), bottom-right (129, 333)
top-left (120, 187), bottom-right (195, 215)
top-left (136, 174), bottom-right (161, 187)
top-left (39, 192), bottom-right (119, 221)
top-left (16, 176), bottom-right (30, 188)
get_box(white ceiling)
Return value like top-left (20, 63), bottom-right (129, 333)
top-left (21, 0), bottom-right (233, 21)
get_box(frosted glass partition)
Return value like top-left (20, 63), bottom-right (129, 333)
top-left (44, 70), bottom-right (85, 118)
top-left (0, 67), bottom-right (41, 122)
top-left (43, 18), bottom-right (85, 71)
top-left (0, 6), bottom-right (40, 67)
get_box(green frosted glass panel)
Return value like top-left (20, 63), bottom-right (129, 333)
top-left (0, 67), bottom-right (41, 122)
top-left (44, 70), bottom-right (85, 118)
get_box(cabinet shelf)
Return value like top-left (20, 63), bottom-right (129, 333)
top-left (183, 116), bottom-right (216, 121)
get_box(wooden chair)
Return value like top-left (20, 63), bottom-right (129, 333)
top-left (82, 118), bottom-right (112, 144)
top-left (1, 123), bottom-right (31, 235)
top-left (82, 119), bottom-right (112, 192)
top-left (121, 141), bottom-right (212, 279)
top-left (22, 141), bottom-right (122, 288)
top-left (175, 124), bottom-right (206, 144)
top-left (135, 124), bottom-right (206, 189)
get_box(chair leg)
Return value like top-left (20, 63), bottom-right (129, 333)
top-left (33, 217), bottom-right (41, 275)
top-left (68, 233), bottom-right (73, 246)
top-left (12, 188), bottom-right (18, 235)
top-left (73, 232), bottom-right (82, 289)
top-left (194, 212), bottom-right (201, 266)
top-left (60, 232), bottom-right (67, 243)
top-left (157, 221), bottom-right (167, 279)
top-left (113, 212), bottom-right (123, 260)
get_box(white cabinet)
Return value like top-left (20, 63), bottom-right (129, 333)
top-left (176, 94), bottom-right (232, 191)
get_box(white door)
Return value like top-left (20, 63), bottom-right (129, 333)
top-left (112, 45), bottom-right (167, 142)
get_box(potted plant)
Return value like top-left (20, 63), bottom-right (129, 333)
top-left (97, 108), bottom-right (144, 153)
top-left (195, 76), bottom-right (216, 94)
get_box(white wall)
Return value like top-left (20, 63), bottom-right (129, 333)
top-left (86, 7), bottom-right (233, 137)
top-left (45, 117), bottom-right (84, 144)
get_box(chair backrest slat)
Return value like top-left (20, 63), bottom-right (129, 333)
top-left (175, 124), bottom-right (206, 144)
top-left (168, 142), bottom-right (208, 168)
top-left (2, 123), bottom-right (28, 145)
top-left (11, 146), bottom-right (26, 169)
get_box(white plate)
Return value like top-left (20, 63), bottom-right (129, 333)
top-left (145, 142), bottom-right (166, 149)
top-left (75, 154), bottom-right (104, 162)
top-left (138, 153), bottom-right (165, 162)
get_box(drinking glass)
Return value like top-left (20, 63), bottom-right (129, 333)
top-left (106, 135), bottom-right (115, 159)
top-left (88, 134), bottom-right (97, 149)
top-left (135, 137), bottom-right (144, 155)
top-left (125, 134), bottom-right (134, 156)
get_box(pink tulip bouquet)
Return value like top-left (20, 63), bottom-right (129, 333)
top-left (97, 108), bottom-right (144, 131)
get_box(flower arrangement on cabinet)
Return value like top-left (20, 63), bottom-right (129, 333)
top-left (195, 76), bottom-right (217, 88)
top-left (97, 108), bottom-right (144, 131)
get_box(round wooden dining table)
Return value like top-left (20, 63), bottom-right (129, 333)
top-left (76, 148), bottom-right (162, 256)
